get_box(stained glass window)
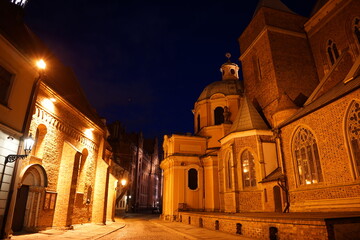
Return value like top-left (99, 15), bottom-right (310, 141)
top-left (241, 150), bottom-right (256, 187)
top-left (293, 127), bottom-right (323, 185)
top-left (347, 101), bottom-right (360, 177)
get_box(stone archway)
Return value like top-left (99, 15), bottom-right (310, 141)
top-left (12, 164), bottom-right (48, 232)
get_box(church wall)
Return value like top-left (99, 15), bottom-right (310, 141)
top-left (281, 88), bottom-right (360, 212)
top-left (241, 32), bottom-right (279, 125)
top-left (202, 155), bottom-right (219, 211)
top-left (19, 84), bottom-right (106, 229)
top-left (268, 31), bottom-right (319, 102)
top-left (306, 0), bottom-right (359, 81)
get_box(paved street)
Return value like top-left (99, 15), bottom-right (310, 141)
top-left (102, 213), bottom-right (253, 240)
top-left (103, 213), bottom-right (186, 240)
top-left (11, 213), bottom-right (253, 239)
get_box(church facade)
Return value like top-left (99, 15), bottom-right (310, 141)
top-left (161, 0), bottom-right (360, 238)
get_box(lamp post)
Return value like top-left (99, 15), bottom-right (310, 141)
top-left (0, 135), bottom-right (34, 190)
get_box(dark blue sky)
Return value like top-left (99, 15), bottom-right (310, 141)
top-left (24, 0), bottom-right (316, 138)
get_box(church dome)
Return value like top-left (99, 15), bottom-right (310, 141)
top-left (197, 79), bottom-right (243, 102)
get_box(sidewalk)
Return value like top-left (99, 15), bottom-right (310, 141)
top-left (11, 219), bottom-right (126, 240)
top-left (150, 219), bottom-right (254, 240)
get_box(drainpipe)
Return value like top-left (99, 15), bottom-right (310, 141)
top-left (273, 128), bottom-right (290, 213)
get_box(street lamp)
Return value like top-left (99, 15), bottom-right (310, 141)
top-left (121, 179), bottom-right (127, 187)
top-left (36, 59), bottom-right (46, 70)
top-left (0, 135), bottom-right (34, 189)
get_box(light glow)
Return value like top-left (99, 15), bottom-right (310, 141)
top-left (121, 179), bottom-right (127, 186)
top-left (84, 128), bottom-right (94, 138)
top-left (41, 98), bottom-right (55, 112)
top-left (36, 59), bottom-right (46, 70)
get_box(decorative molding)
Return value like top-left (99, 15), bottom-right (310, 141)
top-left (33, 105), bottom-right (98, 151)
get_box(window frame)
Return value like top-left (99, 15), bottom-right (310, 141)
top-left (292, 126), bottom-right (323, 186)
top-left (214, 106), bottom-right (224, 125)
top-left (326, 39), bottom-right (340, 66)
top-left (0, 64), bottom-right (14, 107)
top-left (241, 149), bottom-right (257, 188)
top-left (187, 168), bottom-right (198, 190)
top-left (346, 100), bottom-right (360, 179)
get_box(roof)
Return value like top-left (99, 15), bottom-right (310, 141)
top-left (197, 79), bottom-right (243, 102)
top-left (229, 96), bottom-right (269, 132)
top-left (0, 0), bottom-right (105, 128)
top-left (259, 167), bottom-right (284, 183)
top-left (275, 92), bottom-right (299, 112)
top-left (253, 0), bottom-right (294, 18)
top-left (279, 75), bottom-right (360, 128)
top-left (310, 0), bottom-right (330, 16)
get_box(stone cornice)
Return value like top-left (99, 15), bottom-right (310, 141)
top-left (34, 105), bottom-right (98, 151)
top-left (220, 129), bottom-right (273, 145)
top-left (40, 83), bottom-right (104, 133)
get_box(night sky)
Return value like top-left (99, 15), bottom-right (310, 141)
top-left (24, 0), bottom-right (316, 139)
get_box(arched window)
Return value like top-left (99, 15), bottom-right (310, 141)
top-left (241, 150), bottom-right (256, 187)
top-left (354, 17), bottom-right (360, 45)
top-left (214, 107), bottom-right (224, 125)
top-left (188, 168), bottom-right (198, 190)
top-left (346, 101), bottom-right (360, 178)
top-left (293, 127), bottom-right (323, 185)
top-left (33, 124), bottom-right (47, 159)
top-left (327, 39), bottom-right (340, 65)
top-left (197, 114), bottom-right (201, 132)
top-left (225, 151), bottom-right (233, 189)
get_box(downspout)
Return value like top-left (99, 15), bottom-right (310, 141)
top-left (273, 128), bottom-right (290, 213)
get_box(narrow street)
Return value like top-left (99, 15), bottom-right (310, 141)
top-left (102, 213), bottom-right (187, 240)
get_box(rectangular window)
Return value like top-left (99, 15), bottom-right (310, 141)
top-left (0, 65), bottom-right (13, 106)
top-left (44, 192), bottom-right (57, 210)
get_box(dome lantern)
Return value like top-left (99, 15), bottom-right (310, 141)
top-left (220, 53), bottom-right (239, 81)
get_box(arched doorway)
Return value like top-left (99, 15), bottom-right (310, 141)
top-left (12, 164), bottom-right (48, 232)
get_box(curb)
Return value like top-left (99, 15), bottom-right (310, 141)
top-left (93, 223), bottom-right (126, 240)
top-left (149, 220), bottom-right (197, 240)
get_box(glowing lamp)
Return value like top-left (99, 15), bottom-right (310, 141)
top-left (36, 59), bottom-right (46, 70)
top-left (23, 134), bottom-right (35, 155)
top-left (0, 134), bottom-right (35, 189)
top-left (121, 179), bottom-right (127, 186)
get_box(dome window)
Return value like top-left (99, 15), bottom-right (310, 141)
top-left (214, 107), bottom-right (224, 125)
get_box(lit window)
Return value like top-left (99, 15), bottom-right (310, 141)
top-left (0, 65), bottom-right (13, 106)
top-left (327, 39), bottom-right (340, 65)
top-left (293, 127), bottom-right (323, 185)
top-left (346, 101), bottom-right (360, 178)
top-left (241, 150), bottom-right (256, 187)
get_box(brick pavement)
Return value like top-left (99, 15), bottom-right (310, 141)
top-left (10, 219), bottom-right (126, 240)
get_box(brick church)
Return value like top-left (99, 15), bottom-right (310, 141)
top-left (161, 0), bottom-right (360, 238)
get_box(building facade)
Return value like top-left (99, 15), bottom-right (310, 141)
top-left (161, 0), bottom-right (360, 238)
top-left (0, 0), bottom-right (121, 238)
top-left (108, 121), bottom-right (162, 213)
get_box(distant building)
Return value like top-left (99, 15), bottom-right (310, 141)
top-left (0, 0), bottom-right (121, 237)
top-left (161, 0), bottom-right (360, 238)
top-left (108, 121), bottom-right (162, 213)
